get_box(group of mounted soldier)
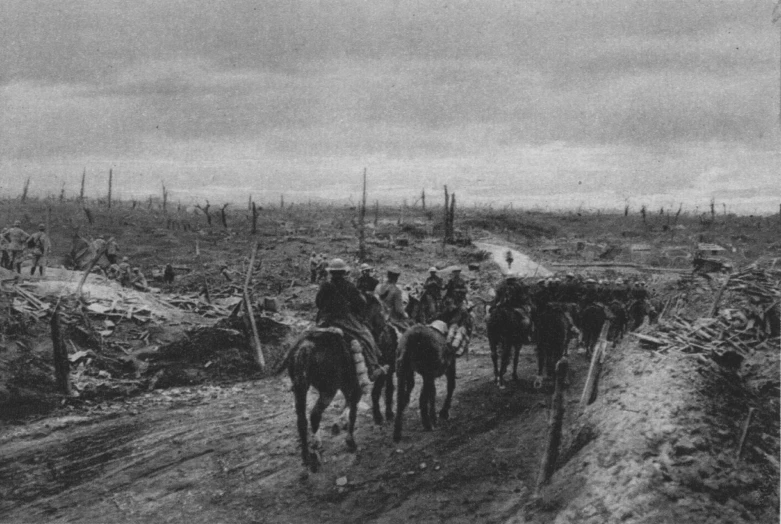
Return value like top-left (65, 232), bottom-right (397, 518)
top-left (313, 258), bottom-right (473, 393)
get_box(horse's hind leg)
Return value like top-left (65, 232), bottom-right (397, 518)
top-left (293, 385), bottom-right (311, 470)
top-left (309, 390), bottom-right (336, 471)
top-left (490, 338), bottom-right (500, 386)
top-left (512, 342), bottom-right (521, 382)
top-left (345, 390), bottom-right (360, 452)
top-left (394, 368), bottom-right (413, 442)
top-left (371, 375), bottom-right (385, 425)
top-left (384, 371), bottom-right (395, 422)
top-left (420, 377), bottom-right (434, 431)
top-left (499, 338), bottom-right (511, 388)
top-left (439, 360), bottom-right (455, 421)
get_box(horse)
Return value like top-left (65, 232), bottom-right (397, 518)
top-left (486, 304), bottom-right (531, 388)
top-left (534, 305), bottom-right (571, 383)
top-left (393, 324), bottom-right (456, 443)
top-left (363, 293), bottom-right (400, 426)
top-left (287, 330), bottom-right (361, 473)
top-left (627, 299), bottom-right (652, 331)
top-left (580, 304), bottom-right (607, 357)
top-left (285, 294), bottom-right (394, 473)
top-left (607, 300), bottom-right (628, 345)
top-left (405, 288), bottom-right (438, 324)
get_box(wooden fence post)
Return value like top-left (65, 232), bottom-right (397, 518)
top-left (51, 302), bottom-right (71, 396)
top-left (534, 357), bottom-right (569, 496)
top-left (580, 320), bottom-right (610, 408)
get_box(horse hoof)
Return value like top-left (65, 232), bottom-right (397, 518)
top-left (499, 383), bottom-right (506, 390)
top-left (346, 437), bottom-right (357, 452)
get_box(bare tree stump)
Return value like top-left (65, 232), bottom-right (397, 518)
top-left (51, 303), bottom-right (71, 396)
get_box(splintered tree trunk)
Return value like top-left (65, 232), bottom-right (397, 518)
top-left (449, 193), bottom-right (456, 240)
top-left (358, 168), bottom-right (367, 261)
top-left (251, 202), bottom-right (259, 235)
top-left (51, 303), bottom-right (71, 396)
top-left (162, 182), bottom-right (168, 213)
top-left (374, 200), bottom-right (379, 227)
top-left (220, 203), bottom-right (229, 228)
top-left (21, 178), bottom-right (31, 203)
top-left (107, 169), bottom-right (112, 209)
top-left (421, 189), bottom-right (426, 211)
top-left (443, 185), bottom-right (449, 249)
top-left (80, 169), bottom-right (86, 202)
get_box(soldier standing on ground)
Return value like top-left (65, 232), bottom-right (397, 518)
top-left (3, 221), bottom-right (30, 273)
top-left (315, 258), bottom-right (387, 392)
top-left (0, 227), bottom-right (9, 269)
top-left (27, 224), bottom-right (51, 277)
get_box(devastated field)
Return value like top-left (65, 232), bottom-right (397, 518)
top-left (1, 199), bottom-right (779, 523)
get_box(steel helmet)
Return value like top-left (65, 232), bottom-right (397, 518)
top-left (387, 267), bottom-right (401, 276)
top-left (360, 263), bottom-right (372, 271)
top-left (326, 258), bottom-right (350, 272)
top-left (428, 267), bottom-right (438, 273)
top-left (429, 320), bottom-right (448, 336)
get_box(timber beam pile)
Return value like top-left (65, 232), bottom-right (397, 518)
top-left (634, 267), bottom-right (780, 367)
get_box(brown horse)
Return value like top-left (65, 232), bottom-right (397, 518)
top-left (393, 324), bottom-right (456, 442)
top-left (534, 305), bottom-right (571, 382)
top-left (405, 289), bottom-right (438, 325)
top-left (486, 304), bottom-right (531, 388)
top-left (287, 330), bottom-right (361, 473)
top-left (286, 294), bottom-right (394, 472)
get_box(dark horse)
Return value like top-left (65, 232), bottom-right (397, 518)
top-left (534, 305), bottom-right (571, 383)
top-left (405, 289), bottom-right (438, 324)
top-left (285, 294), bottom-right (394, 473)
top-left (486, 305), bottom-right (531, 388)
top-left (287, 330), bottom-right (361, 472)
top-left (363, 293), bottom-right (399, 426)
top-left (393, 324), bottom-right (456, 442)
top-left (580, 304), bottom-right (607, 357)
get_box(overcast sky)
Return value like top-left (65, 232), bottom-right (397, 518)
top-left (1, 0), bottom-right (779, 212)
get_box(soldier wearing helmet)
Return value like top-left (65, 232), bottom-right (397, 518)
top-left (356, 263), bottom-right (379, 294)
top-left (444, 267), bottom-right (468, 308)
top-left (377, 267), bottom-right (409, 329)
top-left (27, 224), bottom-right (51, 277)
top-left (315, 258), bottom-right (387, 392)
top-left (3, 220), bottom-right (30, 273)
top-left (424, 267), bottom-right (444, 305)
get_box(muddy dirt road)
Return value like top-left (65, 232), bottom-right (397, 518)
top-left (0, 340), bottom-right (588, 524)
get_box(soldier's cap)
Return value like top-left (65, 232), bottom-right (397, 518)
top-left (615, 279), bottom-right (624, 285)
top-left (122, 256), bottom-right (129, 262)
top-left (38, 224), bottom-right (45, 230)
top-left (13, 220), bottom-right (20, 226)
top-left (326, 258), bottom-right (350, 272)
top-left (585, 278), bottom-right (596, 284)
top-left (566, 272), bottom-right (575, 278)
top-left (387, 267), bottom-right (401, 276)
top-left (452, 267), bottom-right (462, 273)
top-left (360, 263), bottom-right (372, 271)
top-left (132, 267), bottom-right (140, 272)
top-left (428, 267), bottom-right (438, 273)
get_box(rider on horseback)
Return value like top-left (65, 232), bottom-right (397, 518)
top-left (377, 267), bottom-right (410, 332)
top-left (315, 258), bottom-right (387, 392)
top-left (441, 268), bottom-right (472, 355)
top-left (424, 267), bottom-right (443, 305)
top-left (356, 263), bottom-right (380, 295)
